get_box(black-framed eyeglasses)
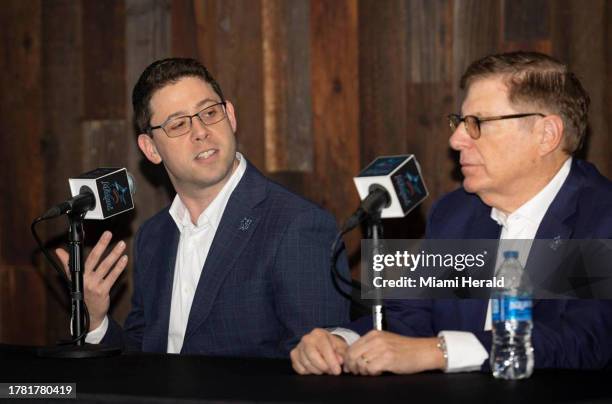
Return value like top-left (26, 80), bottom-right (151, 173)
top-left (148, 101), bottom-right (227, 138)
top-left (447, 113), bottom-right (545, 140)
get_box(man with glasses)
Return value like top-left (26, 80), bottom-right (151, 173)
top-left (291, 51), bottom-right (612, 375)
top-left (56, 58), bottom-right (350, 357)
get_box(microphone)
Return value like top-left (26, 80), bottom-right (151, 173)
top-left (42, 188), bottom-right (96, 220)
top-left (342, 185), bottom-right (391, 231)
top-left (342, 155), bottom-right (428, 231)
top-left (42, 168), bottom-right (135, 220)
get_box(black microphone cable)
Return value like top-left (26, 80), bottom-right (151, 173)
top-left (31, 216), bottom-right (70, 287)
top-left (330, 228), bottom-right (370, 310)
top-left (331, 186), bottom-right (392, 308)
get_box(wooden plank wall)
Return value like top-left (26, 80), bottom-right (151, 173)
top-left (0, 0), bottom-right (610, 344)
top-left (40, 0), bottom-right (84, 344)
top-left (0, 0), bottom-right (46, 345)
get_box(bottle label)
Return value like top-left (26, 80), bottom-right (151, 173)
top-left (492, 295), bottom-right (532, 322)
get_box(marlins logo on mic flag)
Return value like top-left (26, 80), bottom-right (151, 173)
top-left (353, 155), bottom-right (428, 219)
top-left (68, 168), bottom-right (135, 220)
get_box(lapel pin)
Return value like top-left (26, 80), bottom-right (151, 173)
top-left (239, 217), bottom-right (253, 231)
top-left (549, 236), bottom-right (562, 251)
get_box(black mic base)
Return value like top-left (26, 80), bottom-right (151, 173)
top-left (37, 343), bottom-right (121, 359)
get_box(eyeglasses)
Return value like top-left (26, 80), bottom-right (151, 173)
top-left (148, 101), bottom-right (227, 138)
top-left (447, 113), bottom-right (545, 139)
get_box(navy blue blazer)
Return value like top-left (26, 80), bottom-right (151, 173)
top-left (102, 163), bottom-right (350, 357)
top-left (350, 159), bottom-right (612, 369)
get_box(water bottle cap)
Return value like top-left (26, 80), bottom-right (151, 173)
top-left (503, 250), bottom-right (519, 259)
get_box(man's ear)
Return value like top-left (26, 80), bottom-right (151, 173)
top-left (137, 134), bottom-right (163, 164)
top-left (537, 114), bottom-right (564, 156)
top-left (225, 101), bottom-right (237, 133)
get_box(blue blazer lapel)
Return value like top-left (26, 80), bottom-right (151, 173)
top-left (534, 159), bottom-right (581, 240)
top-left (526, 160), bottom-right (582, 297)
top-left (182, 163), bottom-right (267, 345)
top-left (145, 215), bottom-right (179, 352)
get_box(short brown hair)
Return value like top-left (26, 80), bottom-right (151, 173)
top-left (132, 58), bottom-right (225, 134)
top-left (460, 51), bottom-right (590, 154)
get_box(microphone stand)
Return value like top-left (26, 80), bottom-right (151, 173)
top-left (38, 212), bottom-right (120, 358)
top-left (68, 212), bottom-right (86, 346)
top-left (367, 212), bottom-right (384, 331)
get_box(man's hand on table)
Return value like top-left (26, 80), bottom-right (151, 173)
top-left (290, 328), bottom-right (348, 375)
top-left (291, 329), bottom-right (445, 376)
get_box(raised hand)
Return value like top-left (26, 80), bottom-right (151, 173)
top-left (55, 231), bottom-right (128, 330)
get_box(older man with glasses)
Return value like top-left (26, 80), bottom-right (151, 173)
top-left (291, 51), bottom-right (612, 376)
top-left (55, 58), bottom-right (350, 357)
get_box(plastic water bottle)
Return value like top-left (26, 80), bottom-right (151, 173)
top-left (490, 250), bottom-right (534, 379)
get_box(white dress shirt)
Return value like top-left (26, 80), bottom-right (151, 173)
top-left (85, 153), bottom-right (247, 351)
top-left (332, 157), bottom-right (573, 372)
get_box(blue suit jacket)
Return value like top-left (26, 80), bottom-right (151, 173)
top-left (103, 163), bottom-right (350, 357)
top-left (350, 159), bottom-right (612, 369)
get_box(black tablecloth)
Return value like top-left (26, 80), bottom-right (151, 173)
top-left (0, 344), bottom-right (610, 403)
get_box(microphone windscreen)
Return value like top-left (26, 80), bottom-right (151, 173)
top-left (127, 172), bottom-right (136, 195)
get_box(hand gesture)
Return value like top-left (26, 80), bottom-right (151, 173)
top-left (55, 231), bottom-right (128, 330)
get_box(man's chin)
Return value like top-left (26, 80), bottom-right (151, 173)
top-left (198, 160), bottom-right (236, 188)
top-left (462, 177), bottom-right (481, 194)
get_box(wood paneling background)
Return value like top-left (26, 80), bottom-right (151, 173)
top-left (0, 0), bottom-right (610, 344)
